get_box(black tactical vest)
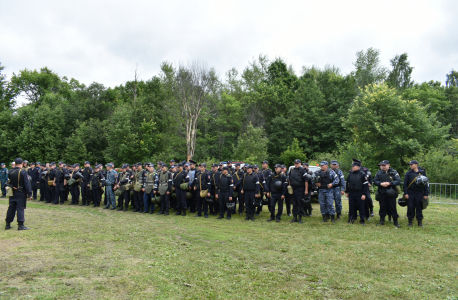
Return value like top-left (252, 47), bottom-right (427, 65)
top-left (318, 170), bottom-right (332, 186)
top-left (219, 174), bottom-right (232, 192)
top-left (348, 171), bottom-right (363, 192)
top-left (270, 173), bottom-right (283, 193)
top-left (243, 174), bottom-right (256, 191)
top-left (290, 168), bottom-right (304, 187)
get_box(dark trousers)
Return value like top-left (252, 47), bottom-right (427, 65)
top-left (6, 194), bottom-right (26, 224)
top-left (54, 182), bottom-right (64, 204)
top-left (407, 190), bottom-right (424, 220)
top-left (92, 188), bottom-right (101, 206)
top-left (292, 186), bottom-right (305, 217)
top-left (256, 193), bottom-right (267, 214)
top-left (196, 190), bottom-right (208, 216)
top-left (176, 188), bottom-right (187, 212)
top-left (70, 184), bottom-right (80, 204)
top-left (144, 192), bottom-right (154, 212)
top-left (39, 181), bottom-right (47, 201)
top-left (133, 190), bottom-right (144, 211)
top-left (104, 186), bottom-right (108, 206)
top-left (243, 191), bottom-right (255, 215)
top-left (160, 193), bottom-right (169, 213)
top-left (1, 180), bottom-right (6, 196)
top-left (270, 194), bottom-right (283, 220)
top-left (218, 191), bottom-right (231, 217)
top-left (117, 192), bottom-right (124, 209)
top-left (349, 192), bottom-right (366, 221)
top-left (235, 187), bottom-right (244, 213)
top-left (49, 184), bottom-right (55, 203)
top-left (209, 187), bottom-right (217, 214)
top-left (123, 190), bottom-right (131, 209)
top-left (31, 182), bottom-right (38, 200)
top-left (187, 189), bottom-right (196, 213)
top-left (81, 184), bottom-right (91, 205)
top-left (379, 193), bottom-right (399, 219)
top-left (285, 193), bottom-right (292, 215)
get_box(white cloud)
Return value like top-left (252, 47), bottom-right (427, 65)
top-left (1, 0), bottom-right (457, 90)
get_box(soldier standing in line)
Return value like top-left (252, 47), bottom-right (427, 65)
top-left (266, 164), bottom-right (287, 222)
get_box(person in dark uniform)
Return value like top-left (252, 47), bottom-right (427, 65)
top-left (193, 163), bottom-right (211, 218)
top-left (215, 166), bottom-right (234, 220)
top-left (253, 164), bottom-right (268, 216)
top-left (132, 162), bottom-right (146, 212)
top-left (169, 165), bottom-right (177, 210)
top-left (239, 165), bottom-right (260, 221)
top-left (91, 164), bottom-right (105, 207)
top-left (52, 161), bottom-right (68, 205)
top-left (345, 161), bottom-right (369, 225)
top-left (289, 159), bottom-right (309, 223)
top-left (70, 164), bottom-right (82, 205)
top-left (302, 163), bottom-right (314, 216)
top-left (172, 163), bottom-right (189, 216)
top-left (27, 162), bottom-right (40, 201)
top-left (157, 164), bottom-right (172, 215)
top-left (330, 161), bottom-right (346, 220)
top-left (226, 161), bottom-right (235, 174)
top-left (0, 162), bottom-right (8, 197)
top-left (5, 158), bottom-right (33, 230)
top-left (403, 160), bottom-right (429, 227)
top-left (266, 164), bottom-right (287, 222)
top-left (37, 163), bottom-right (47, 201)
top-left (374, 160), bottom-right (401, 228)
top-left (81, 161), bottom-right (93, 206)
top-left (208, 163), bottom-right (219, 216)
top-left (122, 164), bottom-right (133, 211)
top-left (281, 165), bottom-right (292, 217)
top-left (142, 163), bottom-right (158, 214)
top-left (47, 162), bottom-right (56, 203)
top-left (232, 163), bottom-right (243, 215)
top-left (114, 164), bottom-right (127, 211)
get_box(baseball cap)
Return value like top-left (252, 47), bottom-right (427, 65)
top-left (378, 160), bottom-right (390, 165)
top-left (409, 160), bottom-right (419, 165)
top-left (15, 158), bottom-right (23, 164)
top-left (274, 164), bottom-right (281, 168)
top-left (320, 161), bottom-right (329, 166)
top-left (294, 159), bottom-right (301, 164)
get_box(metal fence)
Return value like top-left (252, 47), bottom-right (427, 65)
top-left (428, 183), bottom-right (458, 204)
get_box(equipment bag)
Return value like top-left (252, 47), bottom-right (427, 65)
top-left (5, 186), bottom-right (13, 197)
top-left (133, 181), bottom-right (143, 192)
top-left (422, 197), bottom-right (429, 209)
top-left (287, 185), bottom-right (293, 194)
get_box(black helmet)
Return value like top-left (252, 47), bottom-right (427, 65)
top-left (119, 178), bottom-right (129, 185)
top-left (253, 198), bottom-right (262, 207)
top-left (386, 187), bottom-right (398, 198)
top-left (274, 181), bottom-right (283, 190)
top-left (227, 202), bottom-right (235, 209)
top-left (205, 196), bottom-right (213, 203)
top-left (74, 172), bottom-right (83, 180)
top-left (398, 198), bottom-right (407, 207)
top-left (64, 174), bottom-right (71, 180)
top-left (415, 175), bottom-right (429, 186)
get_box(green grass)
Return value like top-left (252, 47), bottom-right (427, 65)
top-left (0, 197), bottom-right (457, 299)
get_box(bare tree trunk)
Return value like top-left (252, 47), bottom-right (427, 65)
top-left (133, 64), bottom-right (139, 104)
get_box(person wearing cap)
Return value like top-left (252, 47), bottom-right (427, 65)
top-left (232, 163), bottom-right (244, 215)
top-left (36, 163), bottom-right (46, 202)
top-left (187, 160), bottom-right (198, 213)
top-left (117, 164), bottom-right (133, 212)
top-left (172, 163), bottom-right (189, 216)
top-left (403, 160), bottom-right (429, 227)
top-left (330, 161), bottom-right (346, 221)
top-left (345, 161), bottom-right (369, 225)
top-left (52, 161), bottom-right (69, 205)
top-left (81, 162), bottom-right (93, 206)
top-left (131, 163), bottom-right (146, 212)
top-left (170, 159), bottom-right (176, 168)
top-left (90, 164), bottom-right (105, 207)
top-left (22, 160), bottom-right (30, 172)
top-left (253, 164), bottom-right (268, 216)
top-left (226, 161), bottom-right (234, 175)
top-left (280, 164), bottom-right (292, 217)
top-left (26, 162), bottom-right (39, 201)
top-left (238, 165), bottom-right (260, 221)
top-left (208, 163), bottom-right (220, 216)
top-left (47, 163), bottom-right (56, 203)
top-left (266, 164), bottom-right (287, 222)
top-left (260, 160), bottom-right (272, 215)
top-left (358, 161), bottom-right (375, 219)
top-left (69, 164), bottom-right (82, 205)
top-left (302, 163), bottom-right (314, 217)
top-left (374, 160), bottom-right (402, 227)
top-left (169, 165), bottom-right (177, 210)
top-left (313, 161), bottom-right (339, 223)
top-left (142, 163), bottom-right (159, 214)
top-left (104, 163), bottom-right (118, 210)
top-left (289, 159), bottom-right (309, 223)
top-left (215, 166), bottom-right (234, 219)
top-left (5, 158), bottom-right (33, 230)
top-left (0, 163), bottom-right (8, 197)
top-left (156, 164), bottom-right (172, 215)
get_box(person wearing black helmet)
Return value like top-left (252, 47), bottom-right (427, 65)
top-left (215, 166), bottom-right (234, 220)
top-left (253, 164), bottom-right (268, 216)
top-left (70, 164), bottom-right (82, 205)
top-left (172, 163), bottom-right (189, 216)
top-left (232, 163), bottom-right (244, 215)
top-left (53, 161), bottom-right (69, 205)
top-left (238, 165), bottom-right (260, 221)
top-left (81, 161), bottom-right (93, 206)
top-left (27, 162), bottom-right (40, 201)
top-left (403, 160), bottom-right (429, 227)
top-left (266, 164), bottom-right (287, 222)
top-left (374, 160), bottom-right (402, 228)
top-left (5, 158), bottom-right (33, 230)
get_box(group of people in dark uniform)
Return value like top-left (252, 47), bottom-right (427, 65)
top-left (2, 157), bottom-right (429, 230)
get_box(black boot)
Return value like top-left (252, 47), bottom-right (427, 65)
top-left (5, 223), bottom-right (12, 230)
top-left (326, 213), bottom-right (330, 221)
top-left (251, 214), bottom-right (255, 221)
top-left (388, 215), bottom-right (392, 223)
top-left (175, 211), bottom-right (181, 215)
top-left (116, 206), bottom-right (123, 211)
top-left (217, 215), bottom-right (224, 219)
top-left (370, 209), bottom-right (374, 217)
top-left (182, 211), bottom-right (186, 216)
top-left (322, 215), bottom-right (328, 223)
top-left (393, 217), bottom-right (401, 228)
top-left (157, 210), bottom-right (164, 215)
top-left (164, 210), bottom-right (169, 216)
top-left (408, 218), bottom-right (413, 227)
top-left (290, 215), bottom-right (298, 223)
top-left (418, 219), bottom-right (423, 228)
top-left (298, 215), bottom-right (303, 224)
top-left (18, 223), bottom-right (29, 230)
top-left (360, 220), bottom-right (366, 226)
top-left (245, 214), bottom-right (250, 221)
top-left (336, 213), bottom-right (341, 221)
top-left (377, 217), bottom-right (385, 226)
top-left (331, 215), bottom-right (336, 223)
top-left (267, 218), bottom-right (274, 222)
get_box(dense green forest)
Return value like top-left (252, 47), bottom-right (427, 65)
top-left (1, 48), bottom-right (458, 182)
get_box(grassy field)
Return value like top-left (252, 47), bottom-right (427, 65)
top-left (0, 197), bottom-right (457, 300)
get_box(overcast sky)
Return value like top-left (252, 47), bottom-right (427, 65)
top-left (1, 0), bottom-right (457, 91)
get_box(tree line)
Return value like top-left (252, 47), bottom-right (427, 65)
top-left (1, 48), bottom-right (458, 183)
